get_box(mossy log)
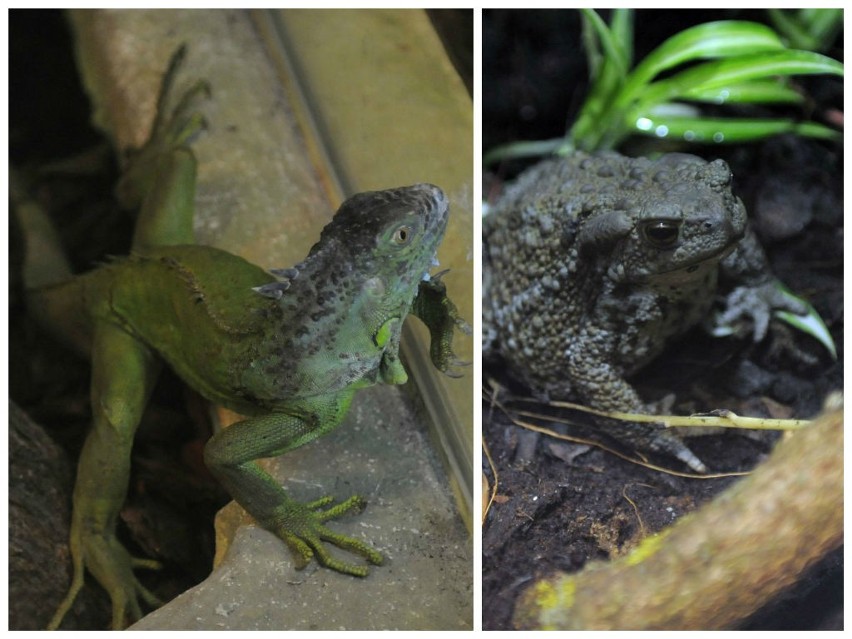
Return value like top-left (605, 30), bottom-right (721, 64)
top-left (514, 407), bottom-right (843, 630)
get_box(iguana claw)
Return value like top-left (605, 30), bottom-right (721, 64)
top-left (411, 274), bottom-right (470, 376)
top-left (267, 495), bottom-right (384, 577)
top-left (116, 47), bottom-right (210, 210)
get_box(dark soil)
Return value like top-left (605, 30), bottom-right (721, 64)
top-left (482, 9), bottom-right (843, 631)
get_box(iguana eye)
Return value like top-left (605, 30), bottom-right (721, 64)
top-left (392, 225), bottom-right (415, 246)
top-left (641, 220), bottom-right (680, 248)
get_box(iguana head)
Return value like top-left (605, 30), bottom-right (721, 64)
top-left (321, 183), bottom-right (449, 273)
top-left (255, 183), bottom-right (449, 301)
top-left (294, 183), bottom-right (450, 307)
top-left (252, 184), bottom-right (450, 393)
top-left (324, 184), bottom-right (450, 384)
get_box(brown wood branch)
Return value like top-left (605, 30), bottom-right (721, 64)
top-left (513, 407), bottom-right (843, 630)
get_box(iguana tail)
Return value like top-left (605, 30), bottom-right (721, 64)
top-left (12, 171), bottom-right (94, 356)
top-left (11, 170), bottom-right (73, 289)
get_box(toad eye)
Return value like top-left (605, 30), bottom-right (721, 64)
top-left (392, 224), bottom-right (415, 246)
top-left (641, 220), bottom-right (680, 248)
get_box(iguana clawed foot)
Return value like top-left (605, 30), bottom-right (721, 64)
top-left (116, 45), bottom-right (210, 210)
top-left (267, 495), bottom-right (384, 577)
top-left (413, 272), bottom-right (472, 378)
top-left (48, 526), bottom-right (162, 630)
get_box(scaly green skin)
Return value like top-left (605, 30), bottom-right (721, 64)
top-left (32, 48), bottom-right (468, 630)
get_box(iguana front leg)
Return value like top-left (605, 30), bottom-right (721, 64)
top-left (48, 323), bottom-right (163, 630)
top-left (203, 392), bottom-right (384, 575)
top-left (121, 63), bottom-right (208, 250)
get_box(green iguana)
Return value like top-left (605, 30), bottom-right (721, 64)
top-left (18, 47), bottom-right (468, 630)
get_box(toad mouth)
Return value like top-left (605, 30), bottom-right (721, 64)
top-left (656, 242), bottom-right (737, 277)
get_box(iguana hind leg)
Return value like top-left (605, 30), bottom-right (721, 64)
top-left (49, 322), bottom-right (163, 629)
top-left (47, 47), bottom-right (207, 629)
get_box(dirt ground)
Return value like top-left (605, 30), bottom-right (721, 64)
top-left (482, 9), bottom-right (843, 631)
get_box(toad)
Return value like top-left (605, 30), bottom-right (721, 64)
top-left (483, 151), bottom-right (806, 471)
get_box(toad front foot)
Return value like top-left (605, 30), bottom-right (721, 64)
top-left (716, 280), bottom-right (808, 341)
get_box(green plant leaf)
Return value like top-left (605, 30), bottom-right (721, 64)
top-left (580, 9), bottom-right (604, 82)
top-left (580, 10), bottom-right (634, 81)
top-left (617, 21), bottom-right (788, 110)
top-left (766, 9), bottom-right (814, 49)
top-left (498, 12), bottom-right (843, 159)
top-left (680, 78), bottom-right (803, 104)
top-left (631, 49), bottom-right (843, 117)
top-left (774, 287), bottom-right (837, 359)
top-left (630, 113), bottom-right (840, 144)
top-left (801, 8), bottom-right (843, 41)
top-left (768, 8), bottom-right (842, 51)
top-left (609, 9), bottom-right (634, 70)
top-left (574, 10), bottom-right (632, 151)
top-left (483, 138), bottom-right (566, 166)
top-left (580, 9), bottom-right (628, 80)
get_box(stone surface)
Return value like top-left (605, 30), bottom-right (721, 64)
top-left (133, 386), bottom-right (472, 630)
